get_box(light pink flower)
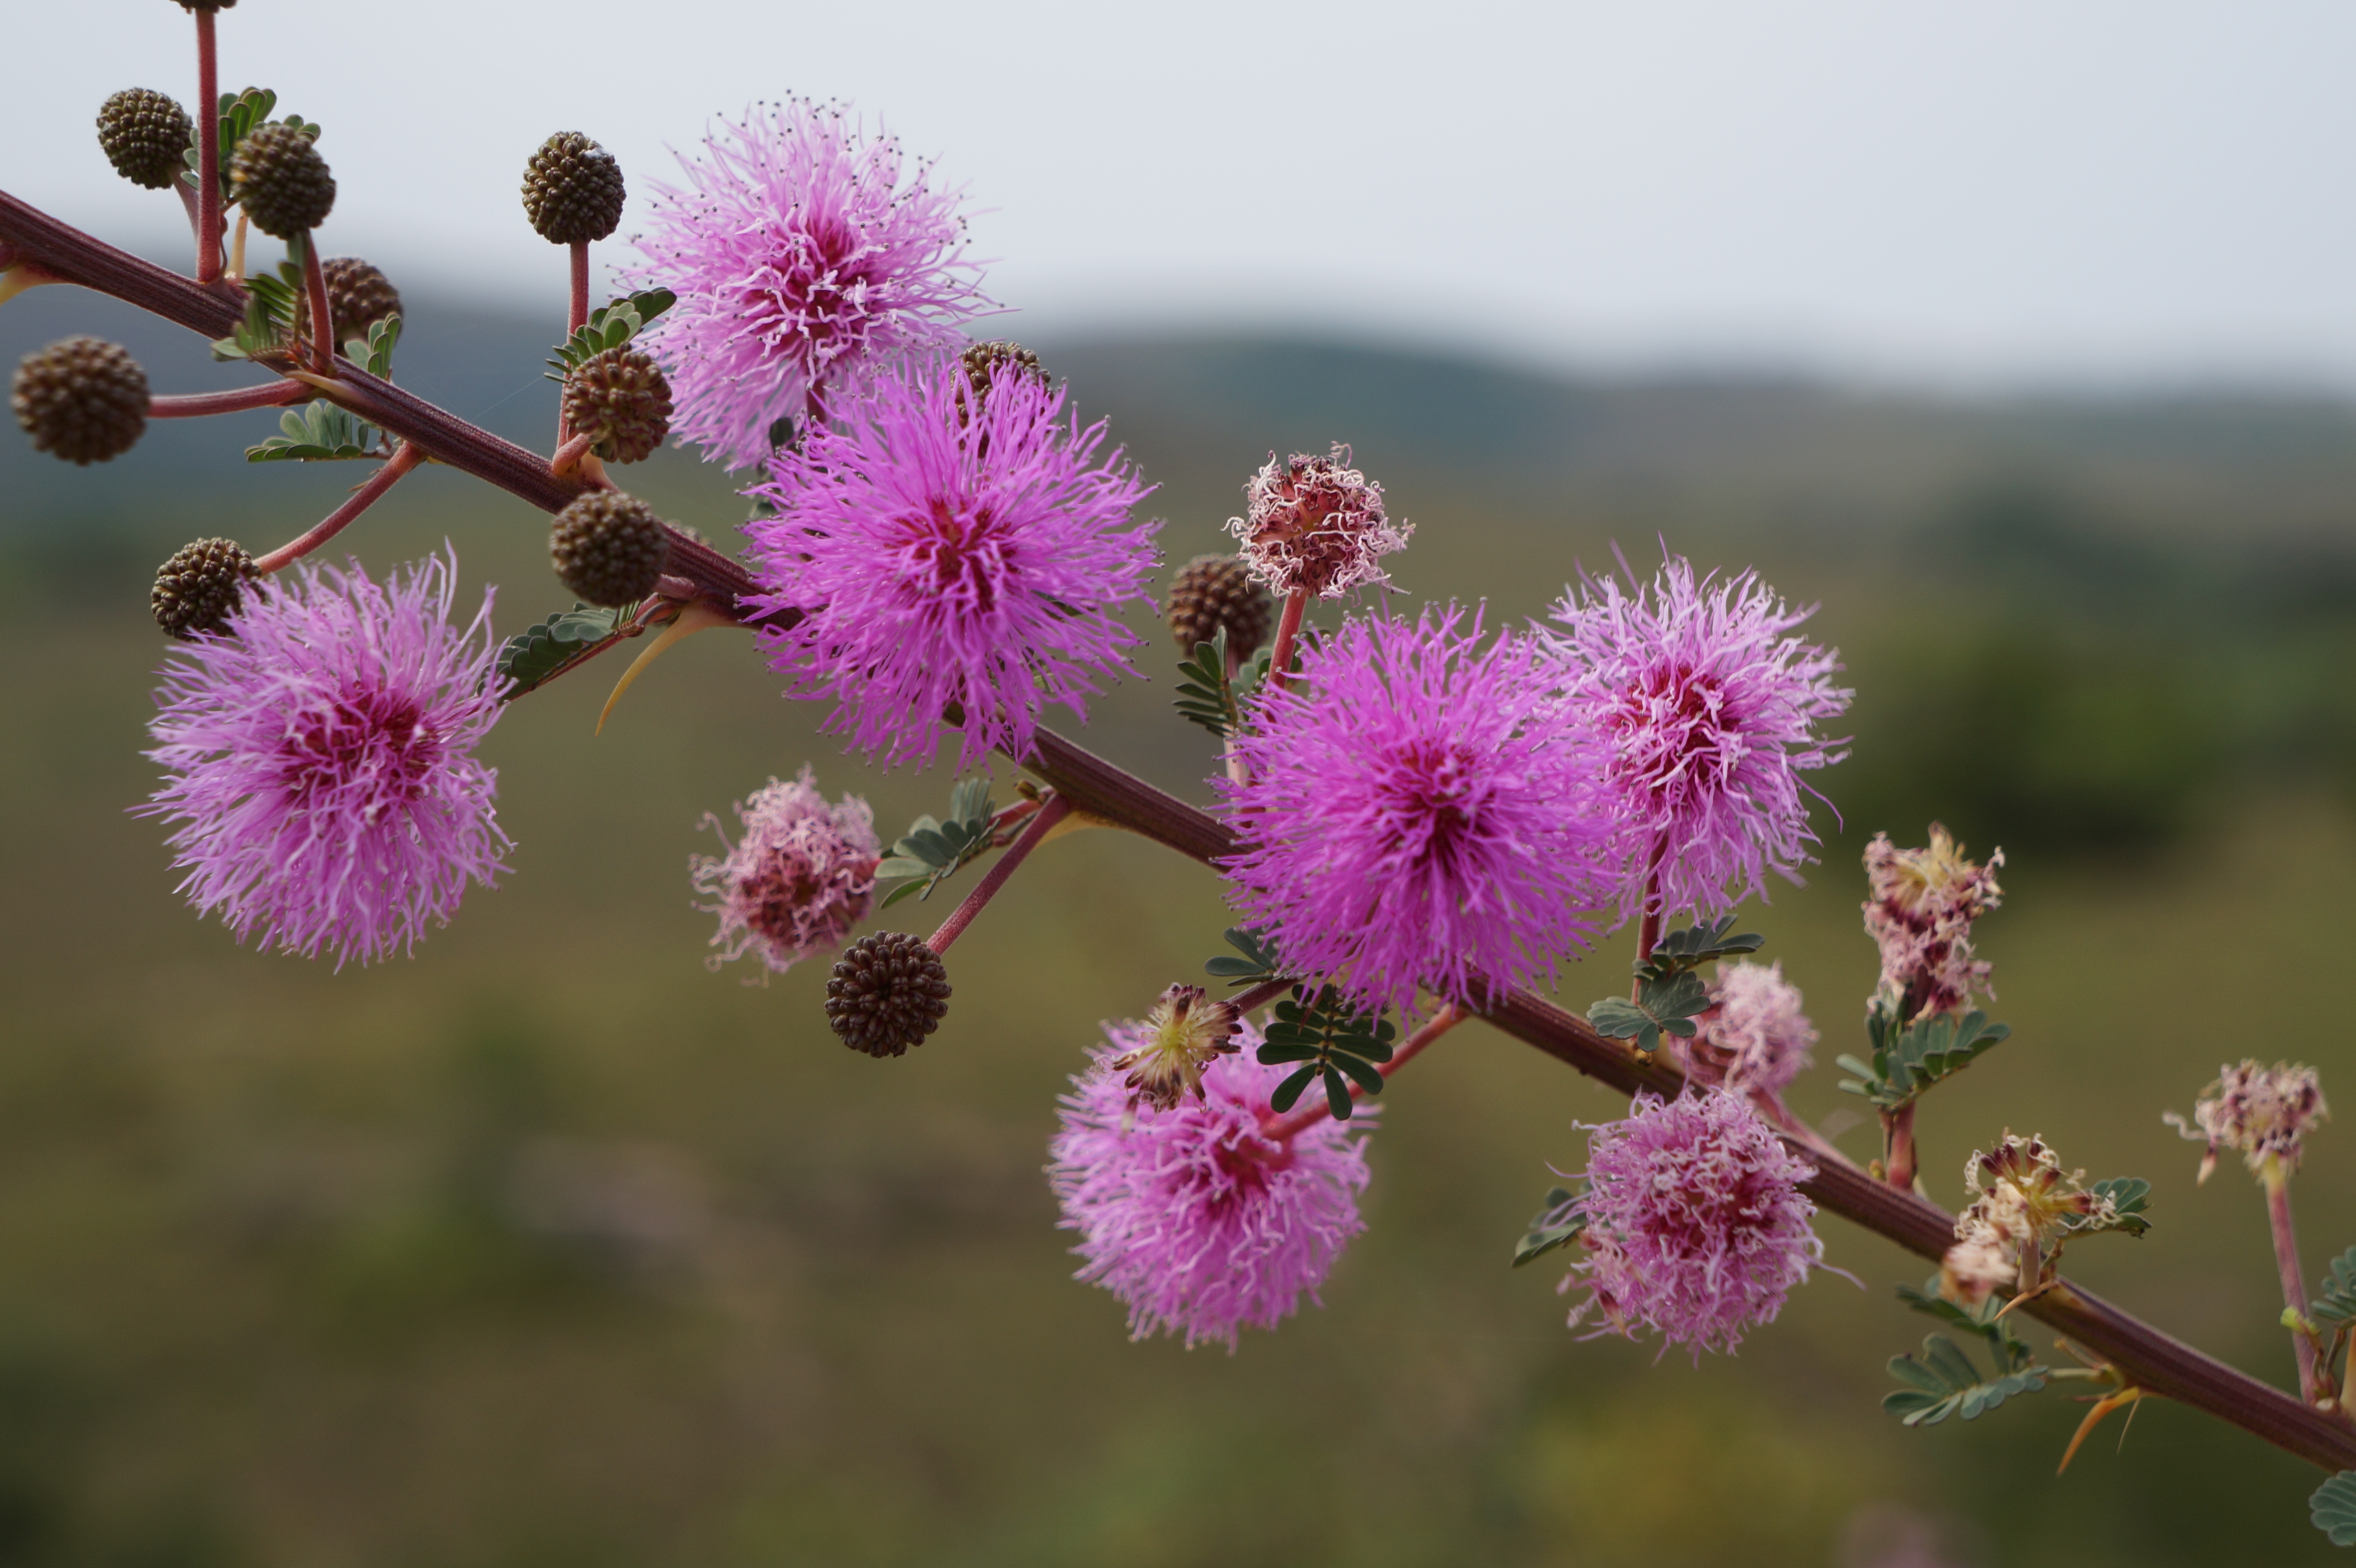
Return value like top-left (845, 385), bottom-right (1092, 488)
top-left (690, 767), bottom-right (879, 977)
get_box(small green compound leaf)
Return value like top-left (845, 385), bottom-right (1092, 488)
top-left (1270, 1064), bottom-right (1318, 1115)
top-left (1173, 629), bottom-right (1240, 738)
top-left (1514, 1185), bottom-right (1588, 1268)
top-left (876, 780), bottom-right (998, 903)
top-left (1206, 926), bottom-right (1285, 986)
top-left (2315, 1249), bottom-right (2356, 1328)
top-left (1255, 986), bottom-right (1396, 1102)
top-left (495, 605), bottom-right (624, 696)
top-left (1840, 1007), bottom-right (2012, 1110)
top-left (247, 400), bottom-right (377, 462)
top-left (2064, 1177), bottom-right (2154, 1240)
top-left (1587, 970), bottom-right (1711, 1054)
top-left (1636, 915), bottom-right (1765, 984)
top-left (2312, 1471), bottom-right (2356, 1547)
top-left (1882, 1334), bottom-right (2051, 1428)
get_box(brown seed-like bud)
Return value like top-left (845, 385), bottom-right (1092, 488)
top-left (825, 932), bottom-right (952, 1057)
top-left (230, 121), bottom-right (334, 239)
top-left (290, 256), bottom-right (403, 347)
top-left (1163, 553), bottom-right (1274, 661)
top-left (522, 132), bottom-right (626, 245)
top-left (12, 337), bottom-right (149, 465)
top-left (151, 537), bottom-right (257, 640)
top-left (97, 89), bottom-right (193, 191)
top-left (959, 340), bottom-right (1045, 414)
top-left (562, 346), bottom-right (673, 464)
top-left (549, 491), bottom-right (671, 607)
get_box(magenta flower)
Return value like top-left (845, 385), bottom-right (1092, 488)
top-left (1543, 555), bottom-right (1850, 924)
top-left (1219, 607), bottom-right (1618, 1015)
top-left (1694, 960), bottom-right (1817, 1097)
top-left (139, 548), bottom-right (509, 967)
top-left (1049, 1018), bottom-right (1374, 1351)
top-left (691, 767), bottom-right (880, 977)
top-left (1562, 1089), bottom-right (1826, 1359)
top-left (627, 99), bottom-right (990, 468)
top-left (742, 355), bottom-right (1160, 772)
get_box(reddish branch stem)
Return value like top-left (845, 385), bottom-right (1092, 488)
top-left (1266, 588), bottom-right (1309, 692)
top-left (1259, 1003), bottom-right (1464, 1143)
top-left (8, 183), bottom-right (2354, 1475)
top-left (926, 794), bottom-right (1073, 956)
top-left (193, 11), bottom-right (221, 285)
top-left (253, 441), bottom-right (424, 574)
top-left (2267, 1162), bottom-right (2324, 1404)
top-left (149, 380), bottom-right (309, 419)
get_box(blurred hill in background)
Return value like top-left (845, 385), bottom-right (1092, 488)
top-left (3, 287), bottom-right (2356, 1566)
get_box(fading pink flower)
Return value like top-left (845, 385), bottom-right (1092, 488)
top-left (138, 547), bottom-right (509, 967)
top-left (1543, 554), bottom-right (1850, 923)
top-left (2166, 1061), bottom-right (2329, 1182)
top-left (1049, 1018), bottom-right (1374, 1351)
top-left (742, 355), bottom-right (1159, 772)
top-left (690, 767), bottom-right (879, 977)
top-left (1562, 1089), bottom-right (1825, 1359)
top-left (1862, 825), bottom-right (2004, 1019)
top-left (1225, 443), bottom-right (1409, 600)
top-left (627, 99), bottom-right (990, 468)
top-left (1694, 959), bottom-right (1816, 1097)
top-left (1219, 606), bottom-right (1618, 1015)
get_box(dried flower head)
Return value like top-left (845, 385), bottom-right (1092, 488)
top-left (2166, 1061), bottom-right (2328, 1183)
top-left (690, 768), bottom-right (879, 977)
top-left (1863, 824), bottom-right (2004, 1019)
top-left (137, 548), bottom-right (510, 967)
top-left (1049, 1020), bottom-right (1374, 1351)
top-left (1941, 1133), bottom-right (2112, 1306)
top-left (1225, 443), bottom-right (1410, 600)
top-left (1108, 984), bottom-right (1244, 1113)
top-left (1563, 1089), bottom-right (1826, 1359)
top-left (1693, 959), bottom-right (1817, 1098)
top-left (1544, 555), bottom-right (1850, 924)
top-left (742, 355), bottom-right (1159, 772)
top-left (627, 99), bottom-right (990, 468)
top-left (1219, 607), bottom-right (1618, 1015)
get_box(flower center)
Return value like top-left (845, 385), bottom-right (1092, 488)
top-left (1609, 662), bottom-right (1730, 799)
top-left (896, 496), bottom-right (1007, 614)
top-left (276, 685), bottom-right (437, 809)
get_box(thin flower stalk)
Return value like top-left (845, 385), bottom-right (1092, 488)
top-left (1265, 587), bottom-right (1308, 693)
top-left (301, 238), bottom-right (334, 373)
top-left (193, 9), bottom-right (222, 285)
top-left (149, 381), bottom-right (311, 418)
top-left (2266, 1157), bottom-right (2323, 1403)
top-left (253, 440), bottom-right (424, 574)
top-left (925, 793), bottom-right (1072, 955)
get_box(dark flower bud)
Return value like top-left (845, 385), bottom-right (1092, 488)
top-left (12, 337), bottom-right (148, 465)
top-left (825, 932), bottom-right (951, 1057)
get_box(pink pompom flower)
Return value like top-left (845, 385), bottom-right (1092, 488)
top-left (1219, 606), bottom-right (1618, 1015)
top-left (138, 547), bottom-right (510, 967)
top-left (1543, 554), bottom-right (1850, 924)
top-left (1225, 443), bottom-right (1411, 600)
top-left (690, 767), bottom-right (880, 977)
top-left (627, 99), bottom-right (991, 468)
top-left (1692, 959), bottom-right (1817, 1098)
top-left (1561, 1089), bottom-right (1827, 1359)
top-left (1049, 1017), bottom-right (1374, 1351)
top-left (742, 355), bottom-right (1160, 772)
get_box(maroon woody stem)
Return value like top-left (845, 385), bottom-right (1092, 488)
top-left (2266, 1162), bottom-right (2323, 1403)
top-left (193, 10), bottom-right (221, 284)
top-left (1260, 1003), bottom-right (1464, 1143)
top-left (1228, 977), bottom-right (1294, 1017)
top-left (1014, 725), bottom-right (2356, 1473)
top-left (1266, 588), bottom-right (1309, 692)
top-left (253, 441), bottom-right (424, 573)
top-left (149, 380), bottom-right (309, 418)
top-left (925, 793), bottom-right (1073, 956)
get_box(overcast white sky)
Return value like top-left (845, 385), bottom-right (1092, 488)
top-left (11, 0), bottom-right (2356, 390)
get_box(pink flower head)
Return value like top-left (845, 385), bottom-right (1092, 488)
top-left (1563, 1089), bottom-right (1825, 1359)
top-left (2166, 1061), bottom-right (2329, 1183)
top-left (138, 547), bottom-right (509, 967)
top-left (690, 767), bottom-right (880, 977)
top-left (742, 354), bottom-right (1159, 772)
top-left (627, 99), bottom-right (991, 468)
top-left (1862, 825), bottom-right (2004, 1019)
top-left (1544, 554), bottom-right (1850, 924)
top-left (1225, 443), bottom-right (1410, 600)
top-left (1219, 607), bottom-right (1618, 1015)
top-left (1049, 1017), bottom-right (1374, 1351)
top-left (1694, 959), bottom-right (1817, 1098)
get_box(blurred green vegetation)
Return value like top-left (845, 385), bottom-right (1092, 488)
top-left (2, 300), bottom-right (2356, 1563)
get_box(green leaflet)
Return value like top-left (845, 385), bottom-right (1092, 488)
top-left (1258, 986), bottom-right (1396, 1121)
top-left (1512, 1185), bottom-right (1586, 1268)
top-left (1837, 1005), bottom-right (2011, 1110)
top-left (247, 401), bottom-right (379, 462)
top-left (2311, 1471), bottom-right (2356, 1546)
top-left (876, 778), bottom-right (997, 908)
top-left (1204, 925), bottom-right (1283, 987)
top-left (1172, 628), bottom-right (1273, 740)
top-left (545, 289), bottom-right (679, 381)
top-left (342, 314), bottom-right (402, 379)
top-left (496, 606), bottom-right (626, 697)
top-left (1588, 917), bottom-right (1765, 1053)
top-left (1883, 1334), bottom-right (2050, 1428)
